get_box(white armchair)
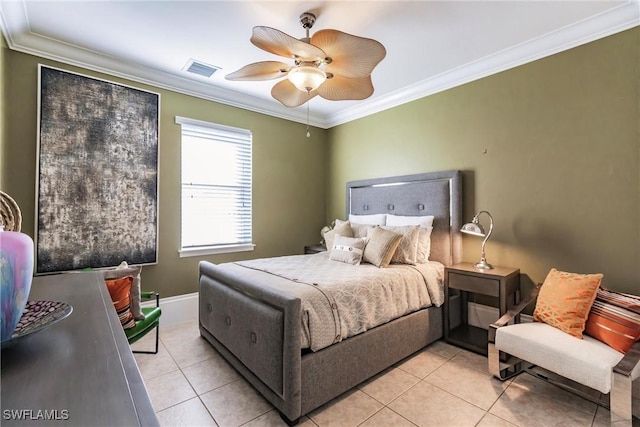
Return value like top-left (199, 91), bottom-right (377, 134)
top-left (489, 286), bottom-right (640, 427)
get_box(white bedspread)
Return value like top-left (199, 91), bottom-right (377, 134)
top-left (235, 253), bottom-right (444, 351)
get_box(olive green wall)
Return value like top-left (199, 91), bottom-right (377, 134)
top-left (327, 27), bottom-right (640, 293)
top-left (2, 50), bottom-right (328, 298)
top-left (3, 28), bottom-right (639, 297)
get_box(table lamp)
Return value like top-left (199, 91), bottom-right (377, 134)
top-left (460, 210), bottom-right (494, 270)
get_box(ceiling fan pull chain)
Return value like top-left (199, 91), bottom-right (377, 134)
top-left (306, 93), bottom-right (311, 138)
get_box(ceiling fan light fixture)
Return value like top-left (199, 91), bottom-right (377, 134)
top-left (288, 66), bottom-right (326, 92)
top-left (227, 12), bottom-right (385, 107)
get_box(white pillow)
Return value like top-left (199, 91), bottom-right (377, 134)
top-left (348, 213), bottom-right (387, 225)
top-left (386, 214), bottom-right (434, 228)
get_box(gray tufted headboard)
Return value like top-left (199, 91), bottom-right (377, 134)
top-left (346, 170), bottom-right (462, 266)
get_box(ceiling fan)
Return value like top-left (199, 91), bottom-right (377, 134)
top-left (225, 12), bottom-right (386, 108)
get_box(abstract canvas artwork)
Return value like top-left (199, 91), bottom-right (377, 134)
top-left (36, 65), bottom-right (159, 274)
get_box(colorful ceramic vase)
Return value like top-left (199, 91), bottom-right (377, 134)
top-left (0, 229), bottom-right (34, 342)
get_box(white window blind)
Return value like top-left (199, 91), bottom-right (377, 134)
top-left (176, 116), bottom-right (253, 256)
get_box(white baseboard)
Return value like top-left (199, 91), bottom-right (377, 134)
top-left (141, 292), bottom-right (199, 326)
top-left (468, 302), bottom-right (532, 329)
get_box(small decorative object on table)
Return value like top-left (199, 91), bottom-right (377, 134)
top-left (0, 191), bottom-right (35, 343)
top-left (0, 191), bottom-right (73, 349)
top-left (2, 300), bottom-right (73, 348)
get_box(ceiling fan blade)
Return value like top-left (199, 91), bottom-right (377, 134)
top-left (251, 26), bottom-right (326, 61)
top-left (271, 79), bottom-right (318, 107)
top-left (225, 61), bottom-right (291, 81)
top-left (311, 29), bottom-right (386, 78)
top-left (317, 75), bottom-right (374, 101)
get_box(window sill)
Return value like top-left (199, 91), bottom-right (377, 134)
top-left (179, 244), bottom-right (255, 258)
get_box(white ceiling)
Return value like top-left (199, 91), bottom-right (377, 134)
top-left (1, 1), bottom-right (638, 128)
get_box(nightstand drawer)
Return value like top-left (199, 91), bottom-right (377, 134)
top-left (448, 273), bottom-right (499, 296)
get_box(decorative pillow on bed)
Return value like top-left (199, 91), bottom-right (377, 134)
top-left (386, 215), bottom-right (435, 263)
top-left (348, 213), bottom-right (387, 226)
top-left (324, 221), bottom-right (354, 253)
top-left (386, 214), bottom-right (434, 228)
top-left (363, 227), bottom-right (403, 268)
top-left (336, 219), bottom-right (373, 239)
top-left (533, 268), bottom-right (603, 338)
top-left (416, 227), bottom-right (434, 263)
top-left (104, 262), bottom-right (145, 320)
top-left (105, 276), bottom-right (137, 330)
top-left (381, 225), bottom-right (421, 265)
top-left (329, 235), bottom-right (367, 265)
top-left (585, 288), bottom-right (640, 354)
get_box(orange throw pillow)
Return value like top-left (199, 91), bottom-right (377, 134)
top-left (533, 268), bottom-right (603, 338)
top-left (105, 276), bottom-right (136, 330)
top-left (585, 288), bottom-right (640, 354)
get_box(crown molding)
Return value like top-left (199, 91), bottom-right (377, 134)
top-left (325, 0), bottom-right (640, 128)
top-left (0, 1), bottom-right (325, 128)
top-left (2, 1), bottom-right (638, 129)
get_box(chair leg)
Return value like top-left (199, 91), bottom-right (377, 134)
top-left (488, 342), bottom-right (523, 381)
top-left (610, 370), bottom-right (633, 427)
top-left (488, 342), bottom-right (500, 378)
top-left (132, 325), bottom-right (159, 355)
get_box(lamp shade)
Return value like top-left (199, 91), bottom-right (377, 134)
top-left (460, 222), bottom-right (485, 237)
top-left (288, 66), bottom-right (326, 92)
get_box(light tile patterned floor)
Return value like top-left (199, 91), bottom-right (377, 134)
top-left (133, 319), bottom-right (638, 427)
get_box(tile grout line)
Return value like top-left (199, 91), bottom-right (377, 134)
top-left (151, 333), bottom-right (216, 422)
top-left (145, 324), bottom-right (613, 427)
top-left (482, 376), bottom-right (516, 427)
top-left (159, 326), bottom-right (276, 427)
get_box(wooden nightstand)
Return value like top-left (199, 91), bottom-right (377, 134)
top-left (304, 244), bottom-right (326, 254)
top-left (444, 262), bottom-right (520, 355)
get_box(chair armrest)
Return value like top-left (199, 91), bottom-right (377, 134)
top-left (613, 341), bottom-right (640, 378)
top-left (491, 284), bottom-right (541, 329)
top-left (140, 291), bottom-right (160, 308)
top-left (488, 284), bottom-right (541, 342)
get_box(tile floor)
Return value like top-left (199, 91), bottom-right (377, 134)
top-left (133, 319), bottom-right (639, 427)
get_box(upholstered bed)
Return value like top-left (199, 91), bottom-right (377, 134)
top-left (198, 170), bottom-right (462, 424)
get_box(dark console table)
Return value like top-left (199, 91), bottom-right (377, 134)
top-left (1, 272), bottom-right (158, 426)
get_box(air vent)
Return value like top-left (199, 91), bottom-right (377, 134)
top-left (183, 59), bottom-right (220, 78)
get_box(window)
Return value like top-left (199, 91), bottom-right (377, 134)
top-left (176, 116), bottom-right (253, 257)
